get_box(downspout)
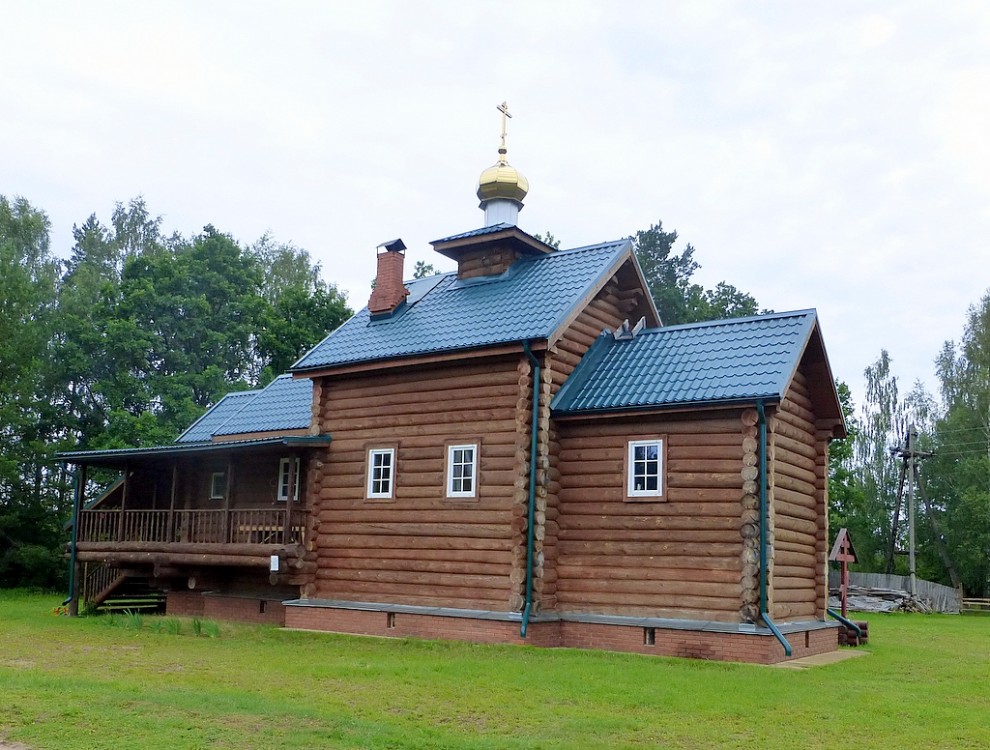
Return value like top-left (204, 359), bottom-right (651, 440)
top-left (827, 608), bottom-right (863, 638)
top-left (520, 341), bottom-right (540, 637)
top-left (757, 400), bottom-right (792, 657)
top-left (62, 468), bottom-right (81, 612)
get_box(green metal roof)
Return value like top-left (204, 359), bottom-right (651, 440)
top-left (175, 389), bottom-right (259, 443)
top-left (58, 435), bottom-right (331, 467)
top-left (551, 310), bottom-right (821, 414)
top-left (291, 238), bottom-right (633, 372)
top-left (211, 375), bottom-right (313, 436)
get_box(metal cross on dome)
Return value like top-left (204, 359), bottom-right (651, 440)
top-left (497, 101), bottom-right (512, 153)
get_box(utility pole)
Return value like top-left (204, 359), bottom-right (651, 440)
top-left (906, 426), bottom-right (916, 596)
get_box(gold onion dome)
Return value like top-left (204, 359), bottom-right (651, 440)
top-left (477, 149), bottom-right (529, 205)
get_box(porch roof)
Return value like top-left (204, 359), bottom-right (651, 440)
top-left (58, 435), bottom-right (331, 469)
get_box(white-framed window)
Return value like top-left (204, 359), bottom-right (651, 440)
top-left (367, 447), bottom-right (395, 499)
top-left (627, 439), bottom-right (665, 499)
top-left (446, 443), bottom-right (478, 499)
top-left (278, 457), bottom-right (301, 503)
top-left (210, 471), bottom-right (227, 501)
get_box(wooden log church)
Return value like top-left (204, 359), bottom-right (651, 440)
top-left (62, 111), bottom-right (846, 662)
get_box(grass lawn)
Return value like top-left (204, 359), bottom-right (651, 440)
top-left (1, 591), bottom-right (988, 749)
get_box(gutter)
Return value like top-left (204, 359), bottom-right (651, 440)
top-left (520, 341), bottom-right (541, 637)
top-left (62, 468), bottom-right (81, 613)
top-left (757, 400), bottom-right (792, 657)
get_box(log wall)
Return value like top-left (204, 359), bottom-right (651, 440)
top-left (554, 411), bottom-right (747, 622)
top-left (308, 356), bottom-right (527, 610)
top-left (540, 278), bottom-right (630, 611)
top-left (769, 369), bottom-right (824, 621)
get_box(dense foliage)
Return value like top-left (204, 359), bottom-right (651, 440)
top-left (0, 195), bottom-right (351, 589)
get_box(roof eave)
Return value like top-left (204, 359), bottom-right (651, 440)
top-left (58, 435), bottom-right (332, 467)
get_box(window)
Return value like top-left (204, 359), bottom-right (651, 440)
top-left (367, 448), bottom-right (395, 499)
top-left (210, 471), bottom-right (227, 501)
top-left (446, 443), bottom-right (478, 498)
top-left (278, 457), bottom-right (301, 503)
top-left (627, 439), bottom-right (665, 499)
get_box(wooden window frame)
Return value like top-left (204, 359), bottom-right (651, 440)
top-left (277, 457), bottom-right (301, 503)
top-left (210, 471), bottom-right (227, 501)
top-left (624, 437), bottom-right (667, 501)
top-left (366, 446), bottom-right (397, 501)
top-left (445, 441), bottom-right (479, 500)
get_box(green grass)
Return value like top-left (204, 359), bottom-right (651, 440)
top-left (2, 590), bottom-right (988, 749)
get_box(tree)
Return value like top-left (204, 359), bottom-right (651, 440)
top-left (827, 381), bottom-right (866, 550)
top-left (925, 292), bottom-right (990, 595)
top-left (0, 195), bottom-right (68, 589)
top-left (632, 221), bottom-right (766, 325)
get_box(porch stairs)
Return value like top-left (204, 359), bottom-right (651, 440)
top-left (82, 563), bottom-right (166, 614)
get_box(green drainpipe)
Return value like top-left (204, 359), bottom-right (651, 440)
top-left (520, 341), bottom-right (540, 637)
top-left (757, 400), bottom-right (792, 657)
top-left (62, 468), bottom-right (81, 612)
top-left (827, 608), bottom-right (862, 638)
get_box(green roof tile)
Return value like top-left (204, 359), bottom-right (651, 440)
top-left (291, 239), bottom-right (631, 371)
top-left (551, 310), bottom-right (819, 414)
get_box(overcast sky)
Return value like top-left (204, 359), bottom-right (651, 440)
top-left (3, 1), bottom-right (988, 407)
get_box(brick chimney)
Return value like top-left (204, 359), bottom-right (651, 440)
top-left (368, 238), bottom-right (409, 317)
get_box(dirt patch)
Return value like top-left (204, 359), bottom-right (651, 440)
top-left (0, 740), bottom-right (32, 749)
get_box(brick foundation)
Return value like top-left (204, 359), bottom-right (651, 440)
top-left (166, 591), bottom-right (286, 625)
top-left (284, 603), bottom-right (839, 664)
top-left (166, 590), bottom-right (206, 618)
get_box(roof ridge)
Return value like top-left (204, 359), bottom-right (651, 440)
top-left (640, 309), bottom-right (817, 335)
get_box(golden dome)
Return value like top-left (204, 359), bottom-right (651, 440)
top-left (477, 150), bottom-right (529, 205)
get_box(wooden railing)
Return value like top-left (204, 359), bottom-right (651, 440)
top-left (78, 508), bottom-right (306, 546)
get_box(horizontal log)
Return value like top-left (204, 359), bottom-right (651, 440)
top-left (772, 434), bottom-right (817, 461)
top-left (76, 541), bottom-right (299, 557)
top-left (317, 509), bottom-right (515, 525)
top-left (558, 540), bottom-right (740, 557)
top-left (326, 365), bottom-right (519, 398)
top-left (556, 602), bottom-right (741, 623)
top-left (559, 515), bottom-right (741, 532)
top-left (777, 401), bottom-right (816, 431)
top-left (774, 458), bottom-right (818, 487)
top-left (555, 589), bottom-right (739, 612)
top-left (325, 419), bottom-right (520, 442)
top-left (559, 501), bottom-right (742, 518)
top-left (771, 445), bottom-right (817, 473)
top-left (773, 539), bottom-right (817, 556)
top-left (773, 472), bottom-right (817, 497)
top-left (559, 528), bottom-right (742, 544)
top-left (320, 534), bottom-right (512, 551)
top-left (772, 526), bottom-right (819, 548)
top-left (772, 586), bottom-right (816, 603)
top-left (668, 459), bottom-right (743, 473)
top-left (773, 572), bottom-right (817, 587)
top-left (76, 550), bottom-right (276, 568)
top-left (317, 584), bottom-right (509, 609)
top-left (770, 418), bottom-right (816, 447)
top-left (772, 602), bottom-right (816, 620)
top-left (774, 549), bottom-right (817, 567)
top-left (321, 555), bottom-right (510, 577)
top-left (775, 497), bottom-right (819, 524)
top-left (561, 553), bottom-right (739, 571)
top-left (557, 564), bottom-right (739, 585)
top-left (773, 513), bottom-right (819, 537)
top-left (560, 417), bottom-right (744, 439)
top-left (327, 389), bottom-right (520, 420)
top-left (316, 567), bottom-right (509, 590)
top-left (557, 434), bottom-right (744, 458)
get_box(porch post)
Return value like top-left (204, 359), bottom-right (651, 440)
top-left (68, 464), bottom-right (87, 616)
top-left (284, 454), bottom-right (296, 545)
top-left (222, 458), bottom-right (233, 543)
top-left (168, 462), bottom-right (178, 542)
top-left (117, 461), bottom-right (130, 541)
